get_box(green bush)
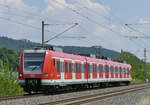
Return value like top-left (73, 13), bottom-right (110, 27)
top-left (0, 71), bottom-right (24, 96)
top-left (0, 60), bottom-right (24, 96)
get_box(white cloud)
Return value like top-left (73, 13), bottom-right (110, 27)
top-left (0, 0), bottom-right (150, 61)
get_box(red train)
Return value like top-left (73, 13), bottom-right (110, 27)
top-left (18, 49), bottom-right (132, 94)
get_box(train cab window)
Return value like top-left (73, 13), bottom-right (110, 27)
top-left (61, 61), bottom-right (63, 72)
top-left (57, 61), bottom-right (60, 72)
top-left (69, 62), bottom-right (72, 73)
top-left (65, 62), bottom-right (68, 73)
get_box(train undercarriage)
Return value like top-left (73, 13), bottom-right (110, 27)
top-left (21, 78), bottom-right (131, 94)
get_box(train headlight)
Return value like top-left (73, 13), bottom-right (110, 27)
top-left (43, 73), bottom-right (48, 77)
top-left (19, 73), bottom-right (23, 78)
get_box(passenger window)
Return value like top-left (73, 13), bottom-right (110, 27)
top-left (72, 63), bottom-right (74, 73)
top-left (93, 64), bottom-right (94, 73)
top-left (88, 64), bottom-right (90, 73)
top-left (90, 65), bottom-right (92, 73)
top-left (79, 64), bottom-right (81, 73)
top-left (75, 63), bottom-right (78, 73)
top-left (84, 64), bottom-right (87, 73)
top-left (69, 62), bottom-right (72, 73)
top-left (53, 59), bottom-right (55, 66)
top-left (115, 67), bottom-right (117, 74)
top-left (61, 61), bottom-right (63, 72)
top-left (110, 67), bottom-right (112, 74)
top-left (99, 65), bottom-right (103, 74)
top-left (95, 65), bottom-right (97, 73)
top-left (65, 62), bottom-right (68, 73)
top-left (106, 66), bottom-right (109, 74)
top-left (82, 64), bottom-right (84, 73)
top-left (57, 61), bottom-right (60, 72)
top-left (120, 67), bottom-right (122, 74)
top-left (111, 66), bottom-right (114, 74)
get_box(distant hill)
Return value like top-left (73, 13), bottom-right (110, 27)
top-left (0, 36), bottom-right (40, 51)
top-left (0, 36), bottom-right (120, 59)
top-left (59, 46), bottom-right (120, 59)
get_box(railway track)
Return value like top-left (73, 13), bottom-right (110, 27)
top-left (0, 83), bottom-right (148, 103)
top-left (0, 93), bottom-right (43, 102)
top-left (41, 83), bottom-right (150, 105)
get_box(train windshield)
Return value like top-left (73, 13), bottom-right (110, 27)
top-left (23, 51), bottom-right (45, 74)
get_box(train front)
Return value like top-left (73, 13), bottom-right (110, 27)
top-left (18, 49), bottom-right (51, 94)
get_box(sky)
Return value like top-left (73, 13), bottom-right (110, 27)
top-left (0, 0), bottom-right (150, 61)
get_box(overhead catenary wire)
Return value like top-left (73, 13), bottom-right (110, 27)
top-left (125, 24), bottom-right (146, 36)
top-left (44, 23), bottom-right (79, 43)
top-left (0, 0), bottom-right (149, 60)
top-left (0, 15), bottom-right (61, 34)
top-left (53, 0), bottom-right (119, 34)
top-left (55, 1), bottom-right (150, 53)
top-left (74, 0), bottom-right (110, 22)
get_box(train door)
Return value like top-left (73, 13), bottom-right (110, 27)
top-left (84, 62), bottom-right (88, 79)
top-left (99, 64), bottom-right (103, 78)
top-left (127, 68), bottom-right (129, 78)
top-left (115, 66), bottom-right (118, 78)
top-left (75, 62), bottom-right (82, 79)
top-left (64, 60), bottom-right (69, 79)
top-left (61, 61), bottom-right (64, 81)
top-left (87, 63), bottom-right (91, 80)
top-left (105, 65), bottom-right (109, 78)
top-left (124, 68), bottom-right (126, 78)
top-left (55, 59), bottom-right (61, 80)
top-left (120, 67), bottom-right (122, 78)
top-left (92, 63), bottom-right (97, 79)
top-left (110, 66), bottom-right (114, 78)
top-left (52, 58), bottom-right (57, 80)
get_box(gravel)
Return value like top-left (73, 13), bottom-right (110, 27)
top-left (0, 83), bottom-right (150, 105)
top-left (84, 87), bottom-right (150, 105)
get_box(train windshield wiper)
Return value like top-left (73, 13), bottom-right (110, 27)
top-left (31, 66), bottom-right (39, 71)
top-left (31, 63), bottom-right (42, 71)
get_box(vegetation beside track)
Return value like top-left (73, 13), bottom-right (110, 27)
top-left (0, 71), bottom-right (24, 96)
top-left (0, 47), bottom-right (24, 96)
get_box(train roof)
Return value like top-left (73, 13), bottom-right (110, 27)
top-left (47, 50), bottom-right (131, 68)
top-left (23, 49), bottom-right (131, 69)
